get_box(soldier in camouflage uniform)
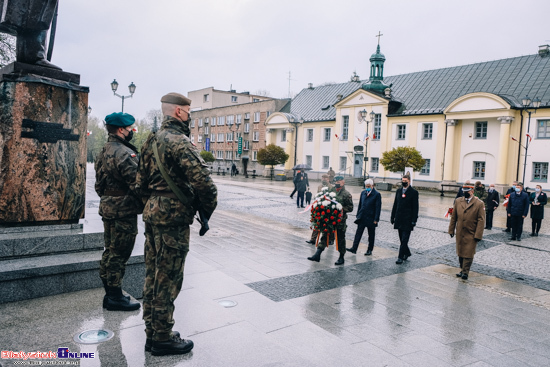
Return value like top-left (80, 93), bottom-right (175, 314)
top-left (136, 92), bottom-right (218, 356)
top-left (308, 176), bottom-right (353, 265)
top-left (95, 112), bottom-right (142, 311)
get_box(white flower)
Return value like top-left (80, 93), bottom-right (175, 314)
top-left (313, 203), bottom-right (318, 207)
top-left (329, 192), bottom-right (336, 197)
top-left (321, 187), bottom-right (328, 191)
top-left (322, 200), bottom-right (330, 206)
top-left (336, 203), bottom-right (343, 211)
top-left (331, 204), bottom-right (336, 209)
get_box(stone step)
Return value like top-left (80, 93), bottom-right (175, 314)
top-left (0, 229), bottom-right (145, 304)
top-left (0, 225), bottom-right (103, 259)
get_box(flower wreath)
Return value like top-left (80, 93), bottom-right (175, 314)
top-left (309, 187), bottom-right (344, 249)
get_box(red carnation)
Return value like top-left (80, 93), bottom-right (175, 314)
top-left (323, 223), bottom-right (326, 226)
top-left (332, 222), bottom-right (336, 225)
top-left (330, 216), bottom-right (334, 220)
top-left (324, 229), bottom-right (328, 232)
top-left (337, 219), bottom-right (341, 222)
top-left (325, 218), bottom-right (329, 222)
top-left (321, 206), bottom-right (324, 209)
top-left (334, 210), bottom-right (338, 214)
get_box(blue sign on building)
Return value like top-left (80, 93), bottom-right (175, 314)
top-left (205, 138), bottom-right (210, 152)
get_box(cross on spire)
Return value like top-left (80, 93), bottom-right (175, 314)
top-left (375, 31), bottom-right (383, 45)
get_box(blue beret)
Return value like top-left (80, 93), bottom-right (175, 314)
top-left (334, 175), bottom-right (344, 181)
top-left (105, 112), bottom-right (135, 127)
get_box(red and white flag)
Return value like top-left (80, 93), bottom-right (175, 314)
top-left (511, 135), bottom-right (518, 142)
top-left (526, 133), bottom-right (533, 143)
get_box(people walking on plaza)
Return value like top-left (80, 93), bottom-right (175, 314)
top-left (485, 183), bottom-right (500, 230)
top-left (305, 187), bottom-right (312, 206)
top-left (308, 176), bottom-right (353, 265)
top-left (391, 175), bottom-right (419, 264)
top-left (506, 182), bottom-right (529, 241)
top-left (448, 183), bottom-right (485, 280)
top-left (327, 167), bottom-right (335, 183)
top-left (136, 92), bottom-right (218, 356)
top-left (347, 179), bottom-right (381, 256)
top-left (231, 162), bottom-right (237, 176)
top-left (529, 184), bottom-right (547, 236)
top-left (294, 169), bottom-right (309, 208)
top-left (455, 180), bottom-right (471, 200)
top-left (306, 175), bottom-right (332, 245)
top-left (95, 112), bottom-right (143, 312)
top-left (503, 180), bottom-right (518, 233)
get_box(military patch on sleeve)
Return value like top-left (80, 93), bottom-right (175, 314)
top-left (131, 153), bottom-right (137, 157)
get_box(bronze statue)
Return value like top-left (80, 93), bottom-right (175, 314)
top-left (0, 0), bottom-right (61, 70)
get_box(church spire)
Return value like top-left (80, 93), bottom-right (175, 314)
top-left (362, 32), bottom-right (389, 94)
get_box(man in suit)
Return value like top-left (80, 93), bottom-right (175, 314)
top-left (293, 169), bottom-right (309, 208)
top-left (448, 183), bottom-right (485, 280)
top-left (506, 182), bottom-right (530, 241)
top-left (347, 179), bottom-right (381, 256)
top-left (485, 183), bottom-right (499, 230)
top-left (503, 181), bottom-right (518, 233)
top-left (391, 175), bottom-right (419, 264)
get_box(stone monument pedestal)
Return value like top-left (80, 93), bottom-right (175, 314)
top-left (0, 64), bottom-right (145, 303)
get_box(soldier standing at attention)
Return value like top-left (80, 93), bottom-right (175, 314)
top-left (307, 176), bottom-right (353, 265)
top-left (95, 112), bottom-right (142, 311)
top-left (136, 93), bottom-right (218, 356)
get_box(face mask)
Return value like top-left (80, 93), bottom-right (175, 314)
top-left (366, 187), bottom-right (372, 192)
top-left (489, 188), bottom-right (494, 192)
top-left (464, 191), bottom-right (471, 198)
top-left (515, 187), bottom-right (521, 193)
top-left (535, 188), bottom-right (541, 192)
top-left (335, 183), bottom-right (341, 188)
top-left (124, 130), bottom-right (134, 142)
top-left (402, 182), bottom-right (408, 187)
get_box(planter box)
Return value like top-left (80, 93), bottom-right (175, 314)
top-left (376, 182), bottom-right (392, 191)
top-left (275, 175), bottom-right (287, 181)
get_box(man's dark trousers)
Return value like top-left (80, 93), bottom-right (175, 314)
top-left (398, 230), bottom-right (412, 259)
top-left (486, 209), bottom-right (494, 229)
top-left (352, 224), bottom-right (375, 251)
top-left (511, 215), bottom-right (524, 239)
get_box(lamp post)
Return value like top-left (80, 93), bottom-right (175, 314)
top-left (360, 109), bottom-right (376, 181)
top-left (289, 116), bottom-right (304, 176)
top-left (111, 79), bottom-right (136, 113)
top-left (520, 95), bottom-right (541, 185)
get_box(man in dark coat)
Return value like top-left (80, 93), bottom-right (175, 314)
top-left (503, 181), bottom-right (518, 232)
top-left (391, 175), bottom-right (419, 264)
top-left (448, 184), bottom-right (485, 280)
top-left (347, 179), bottom-right (381, 256)
top-left (455, 180), bottom-right (471, 200)
top-left (485, 183), bottom-right (499, 230)
top-left (529, 184), bottom-right (547, 236)
top-left (293, 169), bottom-right (309, 208)
top-left (506, 182), bottom-right (529, 241)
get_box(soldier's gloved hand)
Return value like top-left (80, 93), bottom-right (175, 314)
top-left (391, 219), bottom-right (395, 225)
top-left (450, 233), bottom-right (454, 238)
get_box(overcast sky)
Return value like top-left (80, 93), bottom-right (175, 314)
top-left (53, 0), bottom-right (550, 122)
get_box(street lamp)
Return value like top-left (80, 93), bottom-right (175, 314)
top-left (289, 116), bottom-right (304, 176)
top-left (520, 96), bottom-right (541, 186)
top-left (359, 109), bottom-right (376, 181)
top-left (111, 79), bottom-right (136, 113)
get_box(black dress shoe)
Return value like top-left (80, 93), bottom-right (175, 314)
top-left (530, 233), bottom-right (536, 236)
top-left (365, 250), bottom-right (372, 256)
top-left (305, 240), bottom-right (315, 244)
top-left (509, 237), bottom-right (516, 241)
top-left (396, 258), bottom-right (403, 264)
top-left (516, 237), bottom-right (521, 242)
top-left (456, 272), bottom-right (463, 277)
top-left (461, 274), bottom-right (468, 280)
top-left (346, 248), bottom-right (357, 254)
top-left (335, 256), bottom-right (344, 266)
top-left (151, 335), bottom-right (194, 356)
top-left (145, 331), bottom-right (180, 352)
top-left (403, 254), bottom-right (410, 261)
top-left (503, 229), bottom-right (511, 233)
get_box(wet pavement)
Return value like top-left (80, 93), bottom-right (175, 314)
top-left (1, 167), bottom-right (550, 366)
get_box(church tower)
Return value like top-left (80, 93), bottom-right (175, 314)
top-left (362, 33), bottom-right (390, 94)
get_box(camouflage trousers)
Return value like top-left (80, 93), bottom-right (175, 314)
top-left (99, 216), bottom-right (138, 288)
top-left (142, 223), bottom-right (190, 342)
top-left (318, 226), bottom-right (346, 255)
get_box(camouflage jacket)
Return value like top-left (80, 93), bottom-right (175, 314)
top-left (136, 116), bottom-right (218, 226)
top-left (474, 187), bottom-right (488, 209)
top-left (335, 185), bottom-right (354, 224)
top-left (95, 134), bottom-right (143, 219)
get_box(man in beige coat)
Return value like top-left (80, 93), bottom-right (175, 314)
top-left (448, 184), bottom-right (485, 280)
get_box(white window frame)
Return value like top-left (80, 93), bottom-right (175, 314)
top-left (322, 156), bottom-right (329, 169)
top-left (340, 156), bottom-right (347, 171)
top-left (204, 94), bottom-right (209, 102)
top-left (244, 123), bottom-right (250, 133)
top-left (253, 151), bottom-right (258, 160)
top-left (306, 155), bottom-right (312, 167)
top-left (420, 159), bottom-right (430, 175)
top-left (306, 129), bottom-right (313, 142)
top-left (227, 115), bottom-right (234, 125)
top-left (537, 120), bottom-right (550, 138)
top-left (397, 124), bottom-right (406, 140)
top-left (198, 135), bottom-right (203, 143)
top-left (218, 116), bottom-right (225, 126)
top-left (282, 130), bottom-right (287, 142)
top-left (475, 121), bottom-right (488, 139)
top-left (323, 128), bottom-right (331, 142)
top-left (236, 114), bottom-right (242, 124)
top-left (216, 150), bottom-right (223, 159)
top-left (342, 115), bottom-right (349, 140)
top-left (254, 112), bottom-right (260, 122)
top-left (217, 133), bottom-right (224, 142)
top-left (473, 161), bottom-right (486, 179)
top-left (371, 157), bottom-right (379, 172)
top-left (253, 131), bottom-right (259, 141)
top-left (533, 162), bottom-right (549, 181)
top-left (373, 114), bottom-right (381, 140)
top-left (231, 96), bottom-right (238, 103)
top-left (422, 123), bottom-right (433, 140)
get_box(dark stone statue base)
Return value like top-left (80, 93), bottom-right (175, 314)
top-left (0, 62), bottom-right (80, 84)
top-left (0, 72), bottom-right (89, 225)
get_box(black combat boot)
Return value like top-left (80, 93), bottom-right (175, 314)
top-left (102, 280), bottom-right (130, 308)
top-left (104, 287), bottom-right (141, 311)
top-left (334, 255), bottom-right (345, 266)
top-left (145, 331), bottom-right (180, 352)
top-left (151, 334), bottom-right (194, 356)
top-left (307, 248), bottom-right (324, 262)
top-left (346, 245), bottom-right (357, 254)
